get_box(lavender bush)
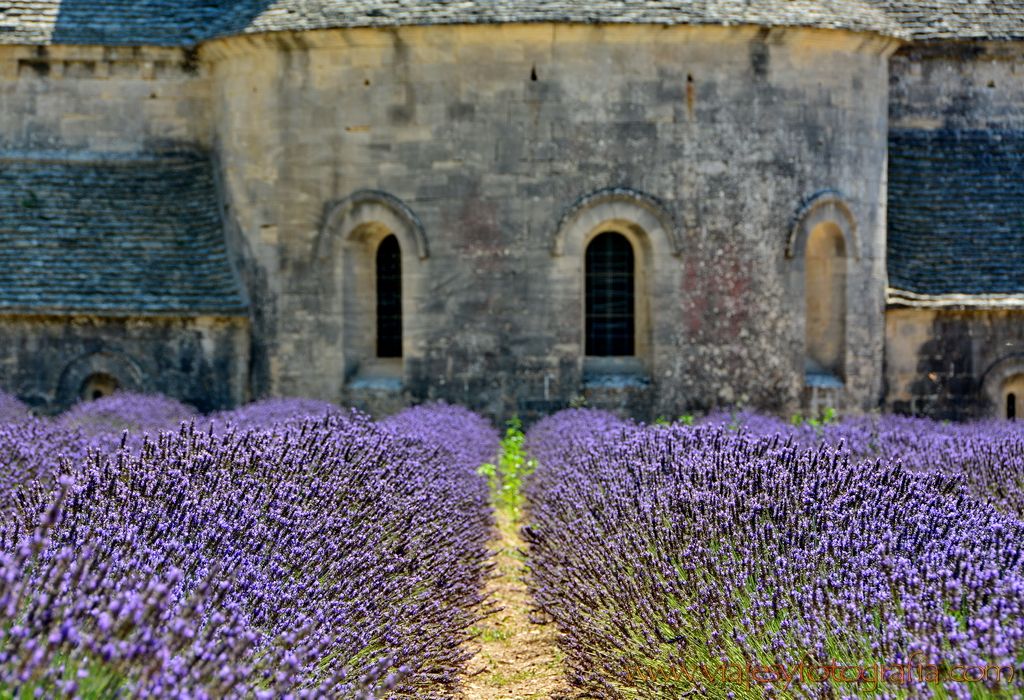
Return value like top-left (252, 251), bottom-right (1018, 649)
top-left (705, 411), bottom-right (1024, 519)
top-left (0, 418), bottom-right (87, 523)
top-left (0, 401), bottom-right (495, 698)
top-left (58, 392), bottom-right (196, 435)
top-left (525, 410), bottom-right (1024, 698)
top-left (57, 393), bottom-right (197, 455)
top-left (206, 397), bottom-right (344, 433)
top-left (381, 402), bottom-right (498, 474)
top-left (0, 392), bottom-right (31, 424)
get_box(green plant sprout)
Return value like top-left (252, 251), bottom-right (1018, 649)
top-left (477, 417), bottom-right (537, 517)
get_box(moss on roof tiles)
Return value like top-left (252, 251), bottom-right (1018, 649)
top-left (887, 129), bottom-right (1024, 297)
top-left (0, 154), bottom-right (247, 316)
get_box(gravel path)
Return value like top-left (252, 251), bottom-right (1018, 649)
top-left (460, 509), bottom-right (572, 699)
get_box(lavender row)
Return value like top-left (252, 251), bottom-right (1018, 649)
top-left (0, 397), bottom-right (496, 698)
top-left (705, 410), bottom-right (1024, 519)
top-left (525, 409), bottom-right (1024, 698)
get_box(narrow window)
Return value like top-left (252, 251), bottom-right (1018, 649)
top-left (586, 232), bottom-right (635, 356)
top-left (376, 234), bottom-right (402, 358)
top-left (1008, 393), bottom-right (1017, 421)
top-left (805, 222), bottom-right (847, 378)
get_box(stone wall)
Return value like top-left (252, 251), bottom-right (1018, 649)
top-left (890, 40), bottom-right (1024, 130)
top-left (886, 308), bottom-right (1024, 419)
top-left (0, 315), bottom-right (249, 414)
top-left (0, 44), bottom-right (209, 153)
top-left (206, 23), bottom-right (896, 421)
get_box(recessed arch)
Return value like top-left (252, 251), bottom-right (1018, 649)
top-left (550, 188), bottom-right (679, 381)
top-left (552, 187), bottom-right (680, 258)
top-left (804, 220), bottom-right (847, 378)
top-left (81, 372), bottom-right (119, 401)
top-left (787, 190), bottom-right (858, 260)
top-left (787, 190), bottom-right (857, 393)
top-left (981, 355), bottom-right (1024, 418)
top-left (1005, 380), bottom-right (1023, 420)
top-left (317, 189), bottom-right (428, 261)
top-left (56, 350), bottom-right (144, 408)
top-left (317, 190), bottom-right (425, 388)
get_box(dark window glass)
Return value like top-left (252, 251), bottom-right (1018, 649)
top-left (376, 235), bottom-right (402, 358)
top-left (585, 232), bottom-right (635, 356)
top-left (1008, 393), bottom-right (1017, 421)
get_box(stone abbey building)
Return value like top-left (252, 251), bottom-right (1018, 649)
top-left (0, 1), bottom-right (1022, 421)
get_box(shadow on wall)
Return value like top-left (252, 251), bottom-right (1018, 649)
top-left (51, 0), bottom-right (276, 46)
top-left (904, 315), bottom-right (975, 420)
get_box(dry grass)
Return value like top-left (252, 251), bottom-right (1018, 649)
top-left (460, 509), bottom-right (573, 700)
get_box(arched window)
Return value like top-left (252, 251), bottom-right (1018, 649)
top-left (376, 234), bottom-right (402, 358)
top-left (81, 372), bottom-right (118, 401)
top-left (586, 232), bottom-right (635, 357)
top-left (804, 222), bottom-right (847, 378)
top-left (1002, 374), bottom-right (1024, 420)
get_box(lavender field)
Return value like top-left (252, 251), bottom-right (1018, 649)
top-left (525, 410), bottom-right (1024, 698)
top-left (3, 394), bottom-right (1024, 699)
top-left (0, 394), bottom-right (496, 698)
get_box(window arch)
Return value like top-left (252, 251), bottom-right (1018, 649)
top-left (804, 221), bottom-right (847, 379)
top-left (56, 350), bottom-right (143, 409)
top-left (551, 188), bottom-right (674, 381)
top-left (375, 234), bottom-right (402, 358)
top-left (585, 232), bottom-right (635, 356)
top-left (318, 191), bottom-right (427, 390)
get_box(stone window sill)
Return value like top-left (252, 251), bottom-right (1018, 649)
top-left (348, 358), bottom-right (403, 392)
top-left (583, 356), bottom-right (651, 388)
top-left (804, 371), bottom-right (844, 389)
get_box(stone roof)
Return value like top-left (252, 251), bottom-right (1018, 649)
top-left (887, 129), bottom-right (1024, 301)
top-left (0, 2), bottom-right (221, 46)
top-left (0, 1), bottom-right (1022, 46)
top-left (880, 1), bottom-right (1024, 41)
top-left (0, 154), bottom-right (247, 316)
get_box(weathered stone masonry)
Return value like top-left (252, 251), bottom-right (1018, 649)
top-left (886, 40), bottom-right (1024, 419)
top-left (0, 1), bottom-right (1020, 421)
top-left (205, 24), bottom-right (895, 420)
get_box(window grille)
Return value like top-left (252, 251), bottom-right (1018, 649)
top-left (585, 232), bottom-right (635, 356)
top-left (376, 234), bottom-right (402, 358)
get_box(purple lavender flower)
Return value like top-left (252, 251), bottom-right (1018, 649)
top-left (0, 399), bottom-right (495, 697)
top-left (525, 410), bottom-right (1024, 698)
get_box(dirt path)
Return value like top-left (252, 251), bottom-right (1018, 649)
top-left (460, 508), bottom-right (571, 700)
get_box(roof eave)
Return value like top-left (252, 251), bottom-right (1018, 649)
top-left (0, 306), bottom-right (249, 320)
top-left (887, 288), bottom-right (1024, 310)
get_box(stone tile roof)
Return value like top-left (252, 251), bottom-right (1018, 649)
top-left (0, 2), bottom-right (223, 46)
top-left (0, 1), bottom-right (1022, 46)
top-left (887, 129), bottom-right (1024, 299)
top-left (880, 1), bottom-right (1024, 40)
top-left (214, 0), bottom-right (898, 39)
top-left (0, 154), bottom-right (247, 316)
